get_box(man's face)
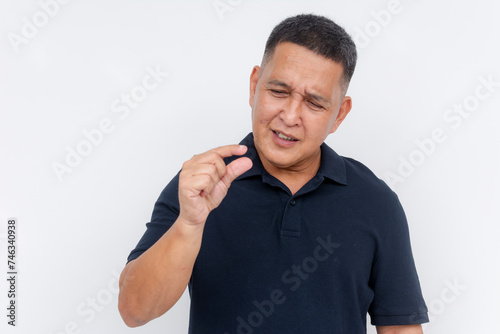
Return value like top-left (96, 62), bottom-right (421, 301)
top-left (249, 42), bottom-right (352, 172)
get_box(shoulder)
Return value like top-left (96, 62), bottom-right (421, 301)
top-left (321, 141), bottom-right (395, 200)
top-left (340, 155), bottom-right (401, 208)
top-left (343, 157), bottom-right (388, 189)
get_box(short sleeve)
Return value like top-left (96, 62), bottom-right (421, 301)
top-left (368, 192), bottom-right (429, 326)
top-left (126, 172), bottom-right (180, 263)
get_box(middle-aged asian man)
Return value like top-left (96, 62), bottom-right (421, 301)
top-left (119, 14), bottom-right (429, 334)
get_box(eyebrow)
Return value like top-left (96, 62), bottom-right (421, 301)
top-left (266, 79), bottom-right (331, 105)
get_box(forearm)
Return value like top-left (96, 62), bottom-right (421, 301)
top-left (376, 324), bottom-right (423, 334)
top-left (118, 217), bottom-right (204, 327)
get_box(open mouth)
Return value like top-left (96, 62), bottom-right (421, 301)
top-left (273, 130), bottom-right (298, 142)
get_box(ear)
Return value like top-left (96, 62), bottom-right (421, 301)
top-left (329, 96), bottom-right (352, 134)
top-left (249, 66), bottom-right (260, 108)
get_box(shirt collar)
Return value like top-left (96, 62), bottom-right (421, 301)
top-left (233, 132), bottom-right (347, 185)
top-left (317, 141), bottom-right (347, 185)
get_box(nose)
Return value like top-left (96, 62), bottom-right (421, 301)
top-left (279, 94), bottom-right (302, 126)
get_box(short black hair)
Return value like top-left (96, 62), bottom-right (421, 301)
top-left (263, 14), bottom-right (357, 93)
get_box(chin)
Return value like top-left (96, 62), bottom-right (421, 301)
top-left (264, 150), bottom-right (297, 167)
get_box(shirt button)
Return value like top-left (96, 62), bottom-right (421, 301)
top-left (290, 200), bottom-right (296, 206)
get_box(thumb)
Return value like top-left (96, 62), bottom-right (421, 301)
top-left (206, 157), bottom-right (253, 210)
top-left (221, 157), bottom-right (253, 188)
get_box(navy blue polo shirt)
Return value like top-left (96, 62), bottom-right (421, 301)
top-left (127, 132), bottom-right (428, 333)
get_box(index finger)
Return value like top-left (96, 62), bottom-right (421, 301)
top-left (209, 144), bottom-right (248, 159)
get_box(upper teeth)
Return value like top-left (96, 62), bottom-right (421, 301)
top-left (277, 132), bottom-right (295, 141)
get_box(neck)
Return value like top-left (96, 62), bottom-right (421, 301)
top-left (259, 149), bottom-right (321, 195)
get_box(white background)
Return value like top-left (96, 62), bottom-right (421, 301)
top-left (1, 0), bottom-right (499, 333)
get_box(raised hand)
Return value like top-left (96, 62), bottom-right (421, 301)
top-left (178, 145), bottom-right (253, 227)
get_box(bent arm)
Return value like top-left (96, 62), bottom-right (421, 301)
top-left (118, 217), bottom-right (203, 327)
top-left (118, 145), bottom-right (252, 327)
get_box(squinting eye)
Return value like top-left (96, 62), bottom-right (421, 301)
top-left (270, 89), bottom-right (287, 96)
top-left (307, 100), bottom-right (323, 110)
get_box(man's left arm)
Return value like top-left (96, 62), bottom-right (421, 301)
top-left (368, 190), bottom-right (428, 328)
top-left (376, 325), bottom-right (423, 334)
